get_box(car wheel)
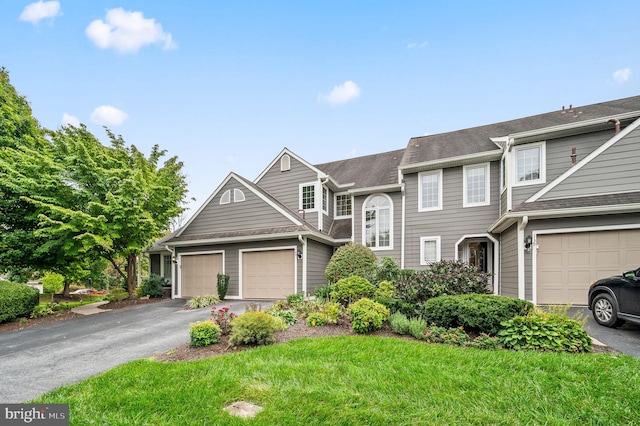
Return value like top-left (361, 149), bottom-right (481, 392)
top-left (592, 293), bottom-right (622, 328)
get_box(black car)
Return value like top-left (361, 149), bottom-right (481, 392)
top-left (588, 267), bottom-right (640, 328)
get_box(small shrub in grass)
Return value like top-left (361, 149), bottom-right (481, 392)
top-left (140, 275), bottom-right (168, 298)
top-left (0, 282), bottom-right (40, 323)
top-left (106, 288), bottom-right (129, 302)
top-left (211, 305), bottom-right (237, 335)
top-left (229, 311), bottom-right (282, 346)
top-left (498, 314), bottom-right (592, 353)
top-left (348, 298), bottom-right (390, 334)
top-left (331, 276), bottom-right (376, 307)
top-left (423, 294), bottom-right (534, 335)
top-left (270, 309), bottom-right (297, 326)
top-left (313, 284), bottom-right (334, 302)
top-left (189, 320), bottom-right (221, 347)
top-left (306, 312), bottom-right (326, 326)
top-left (408, 317), bottom-right (428, 340)
top-left (186, 295), bottom-right (220, 309)
top-left (389, 312), bottom-right (411, 335)
top-left (30, 302), bottom-right (59, 319)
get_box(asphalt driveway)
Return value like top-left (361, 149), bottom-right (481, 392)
top-left (0, 299), bottom-right (270, 403)
top-left (571, 307), bottom-right (640, 357)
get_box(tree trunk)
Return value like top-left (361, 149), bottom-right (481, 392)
top-left (63, 279), bottom-right (70, 297)
top-left (126, 253), bottom-right (137, 298)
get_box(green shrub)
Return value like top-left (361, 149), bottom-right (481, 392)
top-left (189, 320), bottom-right (222, 347)
top-left (348, 298), bottom-right (390, 334)
top-left (106, 288), bottom-right (129, 302)
top-left (270, 309), bottom-right (297, 326)
top-left (331, 276), bottom-right (376, 306)
top-left (186, 294), bottom-right (220, 309)
top-left (41, 272), bottom-right (64, 294)
top-left (321, 301), bottom-right (344, 324)
top-left (469, 333), bottom-right (503, 350)
top-left (216, 273), bottom-right (229, 300)
top-left (286, 293), bottom-right (304, 306)
top-left (325, 243), bottom-right (378, 284)
top-left (408, 317), bottom-right (428, 340)
top-left (395, 260), bottom-right (490, 305)
top-left (424, 326), bottom-right (471, 346)
top-left (423, 294), bottom-right (534, 335)
top-left (376, 257), bottom-right (402, 284)
top-left (498, 314), bottom-right (592, 353)
top-left (389, 312), bottom-right (411, 335)
top-left (141, 275), bottom-right (168, 298)
top-left (30, 302), bottom-right (59, 319)
top-left (0, 282), bottom-right (40, 323)
top-left (374, 280), bottom-right (396, 300)
top-left (313, 284), bottom-right (334, 302)
top-left (306, 312), bottom-right (326, 326)
top-left (229, 311), bottom-right (282, 346)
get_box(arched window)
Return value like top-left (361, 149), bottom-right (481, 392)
top-left (281, 154), bottom-right (291, 171)
top-left (363, 194), bottom-right (392, 249)
top-left (234, 188), bottom-right (245, 202)
top-left (220, 189), bottom-right (231, 204)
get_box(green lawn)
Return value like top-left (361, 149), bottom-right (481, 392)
top-left (34, 336), bottom-right (640, 425)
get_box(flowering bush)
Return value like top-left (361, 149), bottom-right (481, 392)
top-left (211, 305), bottom-right (237, 335)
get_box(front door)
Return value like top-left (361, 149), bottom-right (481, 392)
top-left (462, 240), bottom-right (493, 291)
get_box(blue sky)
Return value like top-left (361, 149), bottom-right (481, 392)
top-left (3, 1), bottom-right (640, 221)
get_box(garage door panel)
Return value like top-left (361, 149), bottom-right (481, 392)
top-left (243, 250), bottom-right (295, 299)
top-left (537, 230), bottom-right (639, 305)
top-left (181, 254), bottom-right (222, 298)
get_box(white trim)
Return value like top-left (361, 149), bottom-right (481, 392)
top-left (239, 246), bottom-right (297, 299)
top-left (420, 236), bottom-right (441, 265)
top-left (280, 154), bottom-right (291, 171)
top-left (517, 216), bottom-right (528, 300)
top-left (401, 180), bottom-right (406, 269)
top-left (512, 141), bottom-right (546, 187)
top-left (322, 186), bottom-right (328, 215)
top-left (418, 169), bottom-right (443, 212)
top-left (175, 250), bottom-right (225, 299)
top-left (361, 193), bottom-right (394, 251)
top-left (531, 223), bottom-right (640, 305)
top-left (463, 163), bottom-right (490, 208)
top-left (527, 117), bottom-right (640, 202)
top-left (399, 149), bottom-right (502, 173)
top-left (454, 234), bottom-right (500, 295)
top-left (334, 192), bottom-right (352, 218)
top-left (348, 183), bottom-right (402, 197)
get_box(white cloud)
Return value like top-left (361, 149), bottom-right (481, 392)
top-left (90, 105), bottom-right (128, 126)
top-left (318, 81), bottom-right (361, 105)
top-left (61, 113), bottom-right (80, 127)
top-left (86, 8), bottom-right (177, 53)
top-left (407, 41), bottom-right (429, 49)
top-left (613, 68), bottom-right (631, 84)
top-left (19, 1), bottom-right (61, 25)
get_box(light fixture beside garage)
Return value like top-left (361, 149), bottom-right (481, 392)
top-left (524, 235), bottom-right (533, 252)
top-left (296, 250), bottom-right (302, 260)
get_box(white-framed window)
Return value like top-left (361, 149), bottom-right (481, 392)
top-left (322, 186), bottom-right (328, 214)
top-left (220, 189), bottom-right (231, 204)
top-left (418, 170), bottom-right (443, 211)
top-left (363, 194), bottom-right (392, 249)
top-left (420, 236), bottom-right (441, 265)
top-left (281, 154), bottom-right (291, 171)
top-left (513, 142), bottom-right (545, 186)
top-left (234, 188), bottom-right (245, 202)
top-left (335, 193), bottom-right (352, 217)
top-left (463, 163), bottom-right (490, 207)
top-left (162, 254), bottom-right (172, 283)
top-left (500, 155), bottom-right (507, 192)
top-left (299, 183), bottom-right (316, 210)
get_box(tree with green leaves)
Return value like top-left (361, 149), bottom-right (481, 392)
top-left (0, 67), bottom-right (189, 297)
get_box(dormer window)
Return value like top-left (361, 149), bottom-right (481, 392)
top-left (514, 142), bottom-right (546, 186)
top-left (281, 154), bottom-right (291, 171)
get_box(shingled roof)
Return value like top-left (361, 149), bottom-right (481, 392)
top-left (402, 95), bottom-right (640, 166)
top-left (315, 148), bottom-right (405, 189)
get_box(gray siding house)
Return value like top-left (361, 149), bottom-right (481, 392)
top-left (151, 95), bottom-right (640, 305)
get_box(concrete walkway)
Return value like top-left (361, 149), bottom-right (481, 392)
top-left (70, 301), bottom-right (109, 314)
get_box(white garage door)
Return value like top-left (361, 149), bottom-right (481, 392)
top-left (537, 229), bottom-right (640, 305)
top-left (242, 249), bottom-right (295, 299)
top-left (181, 253), bottom-right (223, 298)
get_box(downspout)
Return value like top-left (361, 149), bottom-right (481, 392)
top-left (400, 176), bottom-right (406, 269)
top-left (298, 235), bottom-right (307, 297)
top-left (516, 216), bottom-right (528, 300)
top-left (607, 118), bottom-right (621, 134)
top-left (165, 245), bottom-right (177, 298)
